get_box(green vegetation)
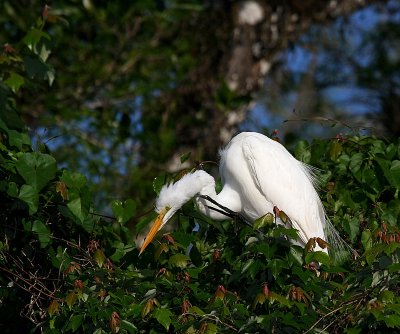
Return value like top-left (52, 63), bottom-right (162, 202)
top-left (1, 4), bottom-right (400, 334)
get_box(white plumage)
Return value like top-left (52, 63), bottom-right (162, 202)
top-left (140, 132), bottom-right (348, 259)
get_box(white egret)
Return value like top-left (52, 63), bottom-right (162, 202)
top-left (139, 132), bottom-right (348, 260)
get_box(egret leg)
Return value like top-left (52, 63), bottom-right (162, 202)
top-left (199, 195), bottom-right (252, 227)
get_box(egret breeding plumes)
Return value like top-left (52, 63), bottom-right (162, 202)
top-left (139, 132), bottom-right (349, 261)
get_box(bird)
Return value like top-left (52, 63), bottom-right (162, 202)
top-left (139, 132), bottom-right (349, 261)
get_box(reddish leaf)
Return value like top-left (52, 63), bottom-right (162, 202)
top-left (316, 237), bottom-right (329, 249)
top-left (110, 311), bottom-right (120, 334)
top-left (305, 238), bottom-right (316, 253)
top-left (42, 5), bottom-right (50, 19)
top-left (4, 43), bottom-right (16, 54)
top-left (63, 261), bottom-right (81, 275)
top-left (212, 285), bottom-right (226, 301)
top-left (142, 299), bottom-right (155, 318)
top-left (213, 249), bottom-right (221, 262)
top-left (74, 279), bottom-right (83, 290)
top-left (163, 233), bottom-right (175, 245)
top-left (262, 283), bottom-right (269, 297)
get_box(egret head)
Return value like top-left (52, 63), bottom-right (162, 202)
top-left (139, 170), bottom-right (215, 255)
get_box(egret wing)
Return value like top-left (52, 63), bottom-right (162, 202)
top-left (241, 134), bottom-right (326, 244)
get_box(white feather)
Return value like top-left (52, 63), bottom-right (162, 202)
top-left (152, 132), bottom-right (350, 261)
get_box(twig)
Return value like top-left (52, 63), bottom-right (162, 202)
top-left (182, 312), bottom-right (238, 332)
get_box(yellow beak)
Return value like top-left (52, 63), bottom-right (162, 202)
top-left (139, 207), bottom-right (169, 255)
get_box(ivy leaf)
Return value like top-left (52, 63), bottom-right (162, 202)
top-left (4, 72), bottom-right (25, 93)
top-left (67, 197), bottom-right (88, 223)
top-left (111, 199), bottom-right (136, 224)
top-left (343, 216), bottom-right (360, 242)
top-left (7, 182), bottom-right (19, 198)
top-left (65, 291), bottom-right (78, 309)
top-left (361, 230), bottom-right (372, 251)
top-left (294, 140), bottom-right (311, 163)
top-left (330, 140), bottom-right (342, 161)
top-left (349, 153), bottom-right (363, 181)
top-left (155, 243), bottom-right (169, 260)
top-left (32, 220), bottom-right (51, 248)
top-left (152, 308), bottom-right (173, 331)
top-left (23, 28), bottom-right (50, 50)
top-left (168, 253), bottom-right (190, 268)
top-left (93, 249), bottom-right (106, 268)
top-left (16, 152), bottom-right (57, 191)
top-left (68, 314), bottom-right (83, 332)
top-left (383, 314), bottom-right (400, 328)
top-left (267, 259), bottom-right (289, 278)
top-left (7, 129), bottom-right (31, 149)
top-left (60, 170), bottom-right (87, 190)
top-left (253, 212), bottom-right (274, 229)
top-left (18, 184), bottom-right (39, 214)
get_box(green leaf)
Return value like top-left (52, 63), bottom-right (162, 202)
top-left (8, 130), bottom-right (31, 149)
top-left (120, 320), bottom-right (138, 333)
top-left (268, 291), bottom-right (292, 307)
top-left (361, 230), bottom-right (372, 251)
top-left (389, 262), bottom-right (400, 274)
top-left (272, 226), bottom-right (299, 240)
top-left (365, 244), bottom-right (386, 265)
top-left (67, 197), bottom-right (88, 223)
top-left (19, 184), bottom-right (39, 214)
top-left (389, 160), bottom-right (400, 188)
top-left (188, 306), bottom-right (205, 316)
top-left (7, 182), bottom-right (19, 198)
top-left (32, 220), bottom-right (51, 248)
top-left (60, 170), bottom-right (87, 189)
top-left (267, 259), bottom-right (289, 277)
top-left (379, 290), bottom-right (394, 303)
top-left (241, 258), bottom-right (255, 274)
top-left (152, 308), bottom-right (173, 331)
top-left (153, 175), bottom-right (166, 194)
top-left (349, 153), bottom-right (363, 181)
top-left (93, 249), bottom-right (106, 268)
top-left (343, 216), bottom-right (360, 242)
top-left (253, 212), bottom-right (274, 229)
top-left (168, 253), bottom-right (190, 268)
top-left (16, 152), bottom-right (57, 191)
top-left (383, 314), bottom-right (400, 328)
top-left (330, 140), bottom-right (342, 161)
top-left (4, 72), bottom-right (25, 93)
top-left (35, 39), bottom-right (52, 62)
top-left (305, 251), bottom-right (331, 266)
top-left (294, 140), bottom-right (311, 163)
top-left (23, 28), bottom-right (50, 50)
top-left (111, 199), bottom-right (136, 224)
top-left (68, 314), bottom-right (83, 332)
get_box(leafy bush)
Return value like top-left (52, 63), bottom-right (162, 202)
top-left (1, 9), bottom-right (400, 334)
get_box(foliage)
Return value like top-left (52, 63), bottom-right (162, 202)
top-left (1, 5), bottom-right (400, 334)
